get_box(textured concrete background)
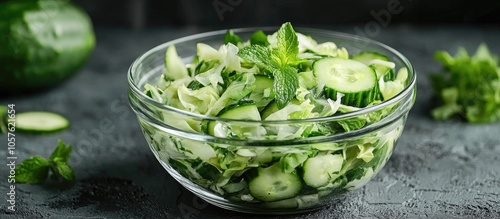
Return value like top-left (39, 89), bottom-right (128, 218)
top-left (1, 26), bottom-right (500, 218)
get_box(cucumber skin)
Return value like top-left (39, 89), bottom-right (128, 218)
top-left (313, 58), bottom-right (380, 108)
top-left (383, 69), bottom-right (396, 82)
top-left (206, 100), bottom-right (259, 135)
top-left (324, 85), bottom-right (380, 108)
top-left (0, 0), bottom-right (95, 92)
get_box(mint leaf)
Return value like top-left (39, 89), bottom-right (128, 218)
top-left (238, 45), bottom-right (275, 68)
top-left (49, 140), bottom-right (72, 162)
top-left (15, 156), bottom-right (50, 184)
top-left (52, 158), bottom-right (75, 181)
top-left (238, 23), bottom-right (302, 109)
top-left (250, 30), bottom-right (269, 46)
top-left (274, 66), bottom-right (298, 109)
top-left (15, 140), bottom-right (75, 184)
top-left (276, 22), bottom-right (299, 66)
top-left (224, 30), bottom-right (242, 45)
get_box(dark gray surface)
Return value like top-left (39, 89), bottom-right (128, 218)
top-left (1, 25), bottom-right (500, 219)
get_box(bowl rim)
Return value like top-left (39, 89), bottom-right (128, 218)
top-left (128, 26), bottom-right (416, 125)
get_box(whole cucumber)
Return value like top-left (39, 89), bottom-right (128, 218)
top-left (0, 0), bottom-right (95, 93)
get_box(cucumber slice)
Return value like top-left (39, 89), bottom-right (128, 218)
top-left (164, 45), bottom-right (188, 80)
top-left (260, 99), bottom-right (300, 120)
top-left (314, 58), bottom-right (378, 107)
top-left (249, 75), bottom-right (275, 109)
top-left (15, 112), bottom-right (69, 133)
top-left (303, 154), bottom-right (343, 188)
top-left (207, 101), bottom-right (261, 136)
top-left (352, 52), bottom-right (395, 81)
top-left (383, 69), bottom-right (396, 82)
top-left (248, 163), bottom-right (302, 202)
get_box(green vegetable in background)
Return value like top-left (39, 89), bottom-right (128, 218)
top-left (0, 106), bottom-right (7, 133)
top-left (15, 140), bottom-right (75, 184)
top-left (430, 44), bottom-right (500, 123)
top-left (0, 0), bottom-right (95, 93)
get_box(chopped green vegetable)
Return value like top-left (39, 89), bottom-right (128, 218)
top-left (250, 30), bottom-right (269, 46)
top-left (15, 140), bottom-right (75, 183)
top-left (224, 30), bottom-right (243, 45)
top-left (430, 44), bottom-right (500, 123)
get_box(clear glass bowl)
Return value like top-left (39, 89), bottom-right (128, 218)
top-left (128, 27), bottom-right (417, 214)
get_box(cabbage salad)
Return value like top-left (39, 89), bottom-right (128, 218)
top-left (141, 22), bottom-right (408, 208)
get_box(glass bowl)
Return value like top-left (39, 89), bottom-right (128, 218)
top-left (128, 27), bottom-right (416, 214)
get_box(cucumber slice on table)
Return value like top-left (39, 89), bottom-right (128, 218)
top-left (351, 52), bottom-right (395, 81)
top-left (207, 101), bottom-right (261, 136)
top-left (248, 163), bottom-right (302, 202)
top-left (314, 58), bottom-right (378, 107)
top-left (15, 112), bottom-right (69, 133)
top-left (303, 154), bottom-right (344, 188)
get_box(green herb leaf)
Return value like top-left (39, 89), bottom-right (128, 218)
top-left (430, 43), bottom-right (500, 123)
top-left (224, 30), bottom-right (242, 45)
top-left (15, 156), bottom-right (50, 184)
top-left (49, 140), bottom-right (72, 162)
top-left (52, 158), bottom-right (75, 181)
top-left (274, 66), bottom-right (299, 109)
top-left (238, 23), bottom-right (302, 109)
top-left (250, 30), bottom-right (269, 46)
top-left (238, 45), bottom-right (275, 68)
top-left (15, 140), bottom-right (75, 184)
top-left (276, 22), bottom-right (299, 66)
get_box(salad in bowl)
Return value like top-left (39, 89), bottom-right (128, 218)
top-left (128, 22), bottom-right (416, 214)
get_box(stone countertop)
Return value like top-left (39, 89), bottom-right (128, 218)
top-left (1, 25), bottom-right (500, 219)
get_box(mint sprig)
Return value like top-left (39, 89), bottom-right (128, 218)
top-left (238, 22), bottom-right (302, 109)
top-left (15, 140), bottom-right (75, 184)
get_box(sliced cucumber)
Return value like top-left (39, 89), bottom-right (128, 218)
top-left (249, 75), bottom-right (275, 109)
top-left (352, 52), bottom-right (395, 81)
top-left (382, 69), bottom-right (396, 81)
top-left (260, 99), bottom-right (300, 120)
top-left (248, 163), bottom-right (302, 202)
top-left (164, 45), bottom-right (188, 80)
top-left (313, 58), bottom-right (378, 107)
top-left (303, 154), bottom-right (343, 188)
top-left (207, 101), bottom-right (261, 136)
top-left (15, 112), bottom-right (69, 133)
